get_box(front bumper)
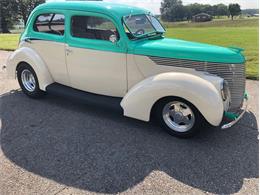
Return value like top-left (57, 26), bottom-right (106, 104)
top-left (221, 92), bottom-right (248, 129)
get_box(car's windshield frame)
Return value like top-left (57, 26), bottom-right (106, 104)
top-left (122, 13), bottom-right (165, 40)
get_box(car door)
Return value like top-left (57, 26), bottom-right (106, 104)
top-left (65, 11), bottom-right (127, 97)
top-left (28, 11), bottom-right (70, 86)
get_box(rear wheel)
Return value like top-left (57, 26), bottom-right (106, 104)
top-left (17, 63), bottom-right (45, 98)
top-left (154, 97), bottom-right (205, 138)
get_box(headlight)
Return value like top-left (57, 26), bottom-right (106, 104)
top-left (221, 80), bottom-right (230, 101)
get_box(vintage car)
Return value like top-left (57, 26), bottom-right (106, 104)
top-left (5, 1), bottom-right (248, 137)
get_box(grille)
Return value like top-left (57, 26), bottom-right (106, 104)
top-left (149, 56), bottom-right (245, 111)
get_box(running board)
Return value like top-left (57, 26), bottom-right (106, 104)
top-left (46, 83), bottom-right (122, 108)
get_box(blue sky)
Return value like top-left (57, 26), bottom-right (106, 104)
top-left (48, 0), bottom-right (259, 14)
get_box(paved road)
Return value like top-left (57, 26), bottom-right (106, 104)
top-left (0, 51), bottom-right (258, 194)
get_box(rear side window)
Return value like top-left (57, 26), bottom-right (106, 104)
top-left (71, 16), bottom-right (119, 41)
top-left (34, 13), bottom-right (65, 35)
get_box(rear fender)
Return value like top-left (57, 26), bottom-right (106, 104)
top-left (121, 72), bottom-right (224, 126)
top-left (6, 47), bottom-right (53, 90)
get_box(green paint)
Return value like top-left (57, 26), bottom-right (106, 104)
top-left (22, 1), bottom-right (246, 64)
top-left (129, 38), bottom-right (245, 64)
top-left (224, 111), bottom-right (239, 120)
top-left (244, 91), bottom-right (249, 100)
top-left (224, 92), bottom-right (249, 120)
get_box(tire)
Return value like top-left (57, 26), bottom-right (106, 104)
top-left (17, 63), bottom-right (45, 98)
top-left (154, 97), bottom-right (205, 138)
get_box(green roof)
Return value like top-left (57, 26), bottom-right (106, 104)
top-left (36, 1), bottom-right (149, 19)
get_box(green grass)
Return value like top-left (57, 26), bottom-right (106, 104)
top-left (0, 18), bottom-right (258, 79)
top-left (0, 34), bottom-right (20, 51)
top-left (164, 18), bottom-right (259, 28)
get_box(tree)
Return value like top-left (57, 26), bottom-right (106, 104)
top-left (160, 0), bottom-right (186, 22)
top-left (228, 4), bottom-right (241, 20)
top-left (0, 0), bottom-right (18, 33)
top-left (216, 4), bottom-right (229, 16)
top-left (16, 0), bottom-right (45, 25)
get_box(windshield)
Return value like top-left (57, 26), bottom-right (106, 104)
top-left (123, 14), bottom-right (165, 39)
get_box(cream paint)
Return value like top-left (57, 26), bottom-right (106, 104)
top-left (129, 54), bottom-right (225, 93)
top-left (66, 46), bottom-right (127, 97)
top-left (121, 72), bottom-right (224, 126)
top-left (122, 54), bottom-right (225, 126)
top-left (7, 42), bottom-right (225, 126)
top-left (24, 41), bottom-right (70, 86)
top-left (6, 46), bottom-right (54, 90)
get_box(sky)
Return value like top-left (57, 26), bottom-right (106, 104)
top-left (104, 0), bottom-right (259, 14)
top-left (48, 0), bottom-right (259, 14)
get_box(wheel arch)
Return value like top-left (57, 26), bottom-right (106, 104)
top-left (6, 47), bottom-right (53, 91)
top-left (150, 95), bottom-right (205, 121)
top-left (121, 72), bottom-right (224, 126)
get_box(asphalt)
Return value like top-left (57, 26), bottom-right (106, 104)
top-left (0, 50), bottom-right (258, 195)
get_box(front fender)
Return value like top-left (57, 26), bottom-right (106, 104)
top-left (6, 47), bottom-right (53, 90)
top-left (121, 72), bottom-right (224, 126)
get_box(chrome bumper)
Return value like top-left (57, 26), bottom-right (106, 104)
top-left (221, 92), bottom-right (248, 129)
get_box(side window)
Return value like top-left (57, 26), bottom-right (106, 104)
top-left (34, 13), bottom-right (65, 35)
top-left (71, 15), bottom-right (119, 41)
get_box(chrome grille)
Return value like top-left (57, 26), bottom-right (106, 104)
top-left (149, 56), bottom-right (245, 111)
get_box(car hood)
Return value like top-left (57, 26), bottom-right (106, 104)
top-left (132, 38), bottom-right (245, 64)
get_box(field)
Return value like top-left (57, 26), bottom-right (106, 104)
top-left (0, 18), bottom-right (258, 79)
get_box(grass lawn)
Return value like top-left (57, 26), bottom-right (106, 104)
top-left (0, 18), bottom-right (258, 79)
top-left (0, 34), bottom-right (20, 51)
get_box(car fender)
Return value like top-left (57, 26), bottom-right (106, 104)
top-left (121, 72), bottom-right (224, 126)
top-left (6, 47), bottom-right (53, 90)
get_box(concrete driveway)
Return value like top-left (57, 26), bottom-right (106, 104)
top-left (0, 51), bottom-right (258, 194)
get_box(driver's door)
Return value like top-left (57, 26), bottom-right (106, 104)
top-left (65, 11), bottom-right (127, 97)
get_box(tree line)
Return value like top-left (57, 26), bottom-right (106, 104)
top-left (0, 0), bottom-right (45, 33)
top-left (160, 0), bottom-right (241, 22)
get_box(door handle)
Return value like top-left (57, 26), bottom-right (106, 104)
top-left (66, 48), bottom-right (73, 55)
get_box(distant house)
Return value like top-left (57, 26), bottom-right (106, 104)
top-left (192, 13), bottom-right (212, 22)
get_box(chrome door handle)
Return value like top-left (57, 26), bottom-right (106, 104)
top-left (66, 48), bottom-right (73, 55)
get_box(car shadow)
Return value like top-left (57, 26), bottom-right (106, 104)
top-left (0, 90), bottom-right (259, 194)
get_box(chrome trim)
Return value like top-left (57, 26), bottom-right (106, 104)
top-left (149, 56), bottom-right (246, 111)
top-left (162, 101), bottom-right (195, 132)
top-left (21, 69), bottom-right (36, 92)
top-left (221, 95), bottom-right (248, 129)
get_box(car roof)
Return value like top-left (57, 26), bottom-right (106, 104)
top-left (36, 1), bottom-right (149, 19)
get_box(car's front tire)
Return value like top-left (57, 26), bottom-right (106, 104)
top-left (17, 63), bottom-right (45, 98)
top-left (154, 97), bottom-right (205, 138)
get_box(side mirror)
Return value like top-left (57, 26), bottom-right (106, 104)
top-left (109, 34), bottom-right (118, 43)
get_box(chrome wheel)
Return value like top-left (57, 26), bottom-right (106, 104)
top-left (21, 69), bottom-right (36, 92)
top-left (162, 101), bottom-right (195, 133)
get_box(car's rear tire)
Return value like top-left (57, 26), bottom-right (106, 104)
top-left (17, 63), bottom-right (45, 98)
top-left (154, 97), bottom-right (205, 138)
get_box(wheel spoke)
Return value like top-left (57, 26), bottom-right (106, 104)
top-left (21, 69), bottom-right (36, 92)
top-left (162, 101), bottom-right (195, 133)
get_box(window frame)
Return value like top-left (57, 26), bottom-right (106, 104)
top-left (70, 14), bottom-right (120, 42)
top-left (33, 12), bottom-right (65, 37)
top-left (122, 13), bottom-right (166, 40)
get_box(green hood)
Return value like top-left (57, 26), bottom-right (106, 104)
top-left (133, 38), bottom-right (245, 64)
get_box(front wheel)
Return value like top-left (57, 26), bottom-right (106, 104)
top-left (17, 63), bottom-right (45, 98)
top-left (154, 97), bottom-right (205, 138)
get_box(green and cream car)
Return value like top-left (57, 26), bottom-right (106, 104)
top-left (6, 1), bottom-right (248, 137)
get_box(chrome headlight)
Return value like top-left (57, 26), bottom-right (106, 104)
top-left (221, 80), bottom-right (231, 101)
